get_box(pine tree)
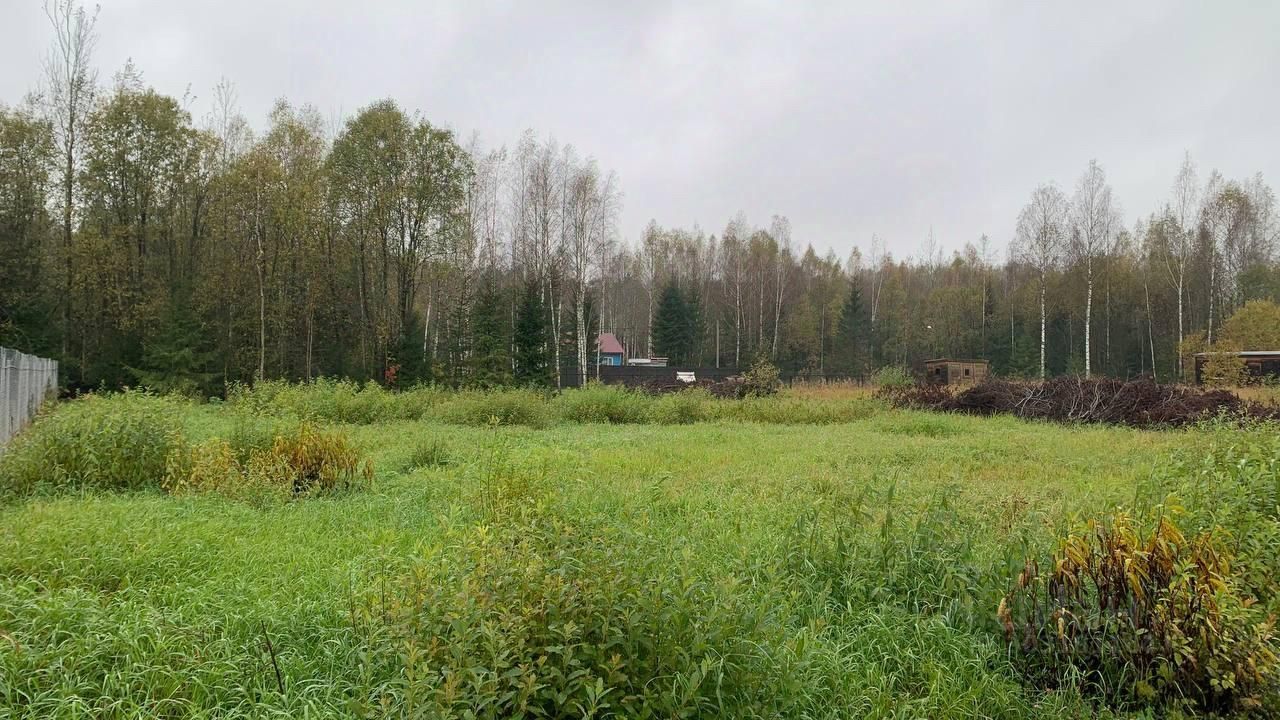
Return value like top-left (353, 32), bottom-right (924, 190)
top-left (469, 282), bottom-right (510, 388)
top-left (833, 281), bottom-right (865, 376)
top-left (652, 282), bottom-right (694, 365)
top-left (513, 279), bottom-right (552, 386)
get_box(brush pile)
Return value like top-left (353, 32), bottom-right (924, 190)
top-left (880, 376), bottom-right (1280, 428)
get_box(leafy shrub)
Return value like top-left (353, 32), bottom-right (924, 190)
top-left (645, 388), bottom-right (710, 424)
top-left (228, 378), bottom-right (444, 423)
top-left (0, 391), bottom-right (186, 498)
top-left (435, 389), bottom-right (551, 428)
top-left (353, 516), bottom-right (791, 718)
top-left (870, 366), bottom-right (914, 389)
top-left (552, 382), bottom-right (650, 423)
top-left (741, 356), bottom-right (782, 397)
top-left (711, 396), bottom-right (877, 424)
top-left (999, 512), bottom-right (1279, 713)
top-left (164, 423), bottom-right (372, 500)
top-left (1152, 421), bottom-right (1280, 614)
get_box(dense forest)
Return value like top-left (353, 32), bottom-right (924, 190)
top-left (1, 2), bottom-right (1278, 394)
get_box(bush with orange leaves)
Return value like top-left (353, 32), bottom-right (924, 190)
top-left (999, 512), bottom-right (1278, 714)
top-left (165, 423), bottom-right (373, 502)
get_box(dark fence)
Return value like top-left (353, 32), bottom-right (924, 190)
top-left (561, 365), bottom-right (743, 389)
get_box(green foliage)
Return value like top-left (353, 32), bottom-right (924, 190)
top-left (435, 389), bottom-right (552, 427)
top-left (0, 394), bottom-right (1212, 717)
top-left (652, 281), bottom-right (696, 365)
top-left (645, 388), bottom-right (711, 424)
top-left (0, 391), bottom-right (185, 498)
top-left (741, 355), bottom-right (782, 396)
top-left (469, 281), bottom-right (511, 388)
top-left (0, 105), bottom-right (55, 354)
top-left (707, 396), bottom-right (878, 424)
top-left (129, 292), bottom-right (220, 397)
top-left (870, 365), bottom-right (914, 389)
top-left (354, 512), bottom-right (791, 718)
top-left (512, 278), bottom-right (552, 387)
top-left (834, 280), bottom-right (865, 376)
top-left (551, 381), bottom-right (649, 423)
top-left (404, 436), bottom-right (450, 471)
top-left (228, 378), bottom-right (445, 423)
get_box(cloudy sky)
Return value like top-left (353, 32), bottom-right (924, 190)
top-left (3, 1), bottom-right (1277, 260)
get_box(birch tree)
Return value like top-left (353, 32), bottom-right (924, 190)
top-left (42, 0), bottom-right (98, 359)
top-left (1070, 159), bottom-right (1118, 377)
top-left (1161, 153), bottom-right (1198, 378)
top-left (1014, 184), bottom-right (1067, 379)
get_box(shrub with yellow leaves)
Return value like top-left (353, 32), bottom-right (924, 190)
top-left (164, 423), bottom-right (372, 502)
top-left (999, 512), bottom-right (1278, 713)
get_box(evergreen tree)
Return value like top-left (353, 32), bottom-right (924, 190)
top-left (652, 282), bottom-right (694, 365)
top-left (512, 279), bottom-right (552, 386)
top-left (129, 292), bottom-right (219, 396)
top-left (469, 282), bottom-right (510, 387)
top-left (833, 281), bottom-right (865, 376)
top-left (390, 311), bottom-right (429, 386)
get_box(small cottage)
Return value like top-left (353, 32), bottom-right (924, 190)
top-left (924, 358), bottom-right (989, 386)
top-left (596, 333), bottom-right (625, 366)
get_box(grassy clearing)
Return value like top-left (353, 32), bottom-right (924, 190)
top-left (0, 388), bottom-right (1275, 717)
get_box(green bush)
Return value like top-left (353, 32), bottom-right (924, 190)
top-left (354, 516), bottom-right (792, 718)
top-left (0, 391), bottom-right (186, 498)
top-left (435, 389), bottom-right (552, 428)
top-left (711, 396), bottom-right (878, 424)
top-left (228, 378), bottom-right (444, 423)
top-left (742, 356), bottom-right (782, 397)
top-left (552, 382), bottom-right (651, 423)
top-left (646, 388), bottom-right (711, 424)
top-left (870, 366), bottom-right (914, 389)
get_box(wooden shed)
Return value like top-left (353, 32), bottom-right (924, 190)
top-left (924, 358), bottom-right (989, 386)
top-left (1193, 351), bottom-right (1280, 385)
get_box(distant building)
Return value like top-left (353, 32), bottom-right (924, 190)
top-left (596, 333), bottom-right (625, 366)
top-left (924, 358), bottom-right (989, 386)
top-left (1193, 351), bottom-right (1280, 385)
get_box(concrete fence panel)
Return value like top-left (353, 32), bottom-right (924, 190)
top-left (0, 347), bottom-right (59, 449)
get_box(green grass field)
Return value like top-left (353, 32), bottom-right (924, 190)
top-left (1, 385), bottom-right (1276, 718)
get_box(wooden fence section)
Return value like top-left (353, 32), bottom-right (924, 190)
top-left (1, 347), bottom-right (59, 448)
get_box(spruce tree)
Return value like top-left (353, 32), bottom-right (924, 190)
top-left (652, 282), bottom-right (694, 365)
top-left (513, 279), bottom-right (552, 386)
top-left (834, 281), bottom-right (865, 376)
top-left (469, 282), bottom-right (510, 387)
top-left (130, 292), bottom-right (219, 396)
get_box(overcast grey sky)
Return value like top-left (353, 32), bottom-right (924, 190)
top-left (2, 1), bottom-right (1278, 260)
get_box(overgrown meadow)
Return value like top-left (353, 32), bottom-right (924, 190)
top-left (0, 381), bottom-right (1277, 718)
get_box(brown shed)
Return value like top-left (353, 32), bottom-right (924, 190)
top-left (1193, 351), bottom-right (1280, 385)
top-left (924, 358), bottom-right (989, 386)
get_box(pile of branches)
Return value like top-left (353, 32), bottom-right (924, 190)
top-left (880, 376), bottom-right (1280, 428)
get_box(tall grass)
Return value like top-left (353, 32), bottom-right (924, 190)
top-left (0, 391), bottom-right (187, 498)
top-left (227, 379), bottom-right (888, 427)
top-left (9, 388), bottom-right (1271, 717)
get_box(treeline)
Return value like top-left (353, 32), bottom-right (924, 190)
top-left (1, 2), bottom-right (1278, 394)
